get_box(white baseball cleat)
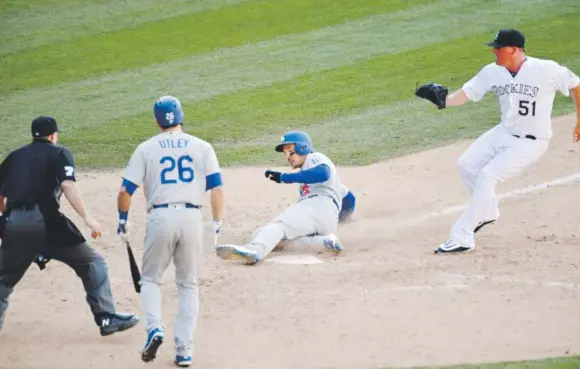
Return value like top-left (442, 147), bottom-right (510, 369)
top-left (434, 240), bottom-right (475, 254)
top-left (216, 244), bottom-right (260, 265)
top-left (323, 234), bottom-right (343, 253)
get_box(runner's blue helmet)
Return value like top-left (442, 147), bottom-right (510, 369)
top-left (275, 131), bottom-right (313, 155)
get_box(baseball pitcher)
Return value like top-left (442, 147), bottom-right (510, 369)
top-left (415, 28), bottom-right (580, 253)
top-left (116, 96), bottom-right (224, 367)
top-left (216, 130), bottom-right (343, 265)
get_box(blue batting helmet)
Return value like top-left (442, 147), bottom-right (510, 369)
top-left (275, 130), bottom-right (313, 155)
top-left (154, 95), bottom-right (184, 127)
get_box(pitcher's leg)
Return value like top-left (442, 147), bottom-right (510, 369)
top-left (457, 126), bottom-right (500, 193)
top-left (447, 167), bottom-right (501, 248)
top-left (441, 139), bottom-right (549, 252)
top-left (47, 241), bottom-right (139, 335)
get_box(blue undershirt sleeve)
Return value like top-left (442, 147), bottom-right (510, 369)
top-left (280, 164), bottom-right (330, 184)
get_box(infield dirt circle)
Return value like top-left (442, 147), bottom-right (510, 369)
top-left (1, 114), bottom-right (579, 369)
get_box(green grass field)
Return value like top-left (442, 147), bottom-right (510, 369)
top-left (1, 0), bottom-right (579, 168)
top-left (410, 356), bottom-right (580, 369)
top-left (1, 1), bottom-right (580, 366)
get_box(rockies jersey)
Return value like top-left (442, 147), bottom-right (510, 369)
top-left (462, 56), bottom-right (580, 140)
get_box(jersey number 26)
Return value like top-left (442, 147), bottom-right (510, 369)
top-left (160, 155), bottom-right (194, 184)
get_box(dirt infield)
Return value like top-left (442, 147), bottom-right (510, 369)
top-left (1, 114), bottom-right (580, 369)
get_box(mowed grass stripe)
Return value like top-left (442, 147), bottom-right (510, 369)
top-left (55, 13), bottom-right (580, 168)
top-left (2, 0), bottom-right (574, 145)
top-left (212, 59), bottom-right (580, 166)
top-left (0, 0), bottom-right (431, 94)
top-left (0, 0), bottom-right (71, 10)
top-left (188, 11), bottom-right (580, 144)
top-left (0, 0), bottom-right (257, 55)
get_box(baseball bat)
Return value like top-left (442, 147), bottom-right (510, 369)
top-left (125, 240), bottom-right (141, 293)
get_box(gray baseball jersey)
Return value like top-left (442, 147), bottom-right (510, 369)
top-left (297, 152), bottom-right (342, 206)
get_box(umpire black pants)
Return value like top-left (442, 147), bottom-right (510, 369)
top-left (0, 207), bottom-right (115, 330)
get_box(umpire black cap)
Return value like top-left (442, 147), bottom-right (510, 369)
top-left (486, 28), bottom-right (525, 48)
top-left (31, 116), bottom-right (58, 137)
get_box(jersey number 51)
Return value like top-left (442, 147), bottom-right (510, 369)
top-left (518, 100), bottom-right (536, 116)
top-left (160, 155), bottom-right (194, 184)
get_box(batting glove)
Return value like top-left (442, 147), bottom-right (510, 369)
top-left (265, 169), bottom-right (282, 183)
top-left (117, 219), bottom-right (130, 243)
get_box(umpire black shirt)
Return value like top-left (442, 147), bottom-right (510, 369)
top-left (0, 139), bottom-right (86, 246)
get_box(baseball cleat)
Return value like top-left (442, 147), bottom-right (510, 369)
top-left (434, 240), bottom-right (475, 254)
top-left (99, 312), bottom-right (139, 336)
top-left (323, 234), bottom-right (343, 253)
top-left (216, 244), bottom-right (260, 265)
top-left (474, 220), bottom-right (496, 233)
top-left (174, 355), bottom-right (192, 367)
top-left (141, 327), bottom-right (164, 363)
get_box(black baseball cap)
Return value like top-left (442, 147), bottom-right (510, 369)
top-left (486, 28), bottom-right (526, 48)
top-left (31, 116), bottom-right (58, 137)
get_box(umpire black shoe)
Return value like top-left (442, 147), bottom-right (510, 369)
top-left (99, 312), bottom-right (139, 336)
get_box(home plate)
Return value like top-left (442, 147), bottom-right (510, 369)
top-left (265, 254), bottom-right (324, 265)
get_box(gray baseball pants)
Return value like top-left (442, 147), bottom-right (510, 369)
top-left (139, 205), bottom-right (203, 358)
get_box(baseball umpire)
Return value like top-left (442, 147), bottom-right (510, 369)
top-left (0, 116), bottom-right (139, 336)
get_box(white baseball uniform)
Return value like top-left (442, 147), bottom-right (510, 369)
top-left (122, 130), bottom-right (222, 357)
top-left (449, 57), bottom-right (580, 246)
top-left (276, 182), bottom-right (351, 251)
top-left (247, 151), bottom-right (342, 260)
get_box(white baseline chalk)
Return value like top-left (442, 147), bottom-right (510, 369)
top-left (399, 172), bottom-right (580, 227)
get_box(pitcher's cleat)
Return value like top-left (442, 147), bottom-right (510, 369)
top-left (434, 240), bottom-right (475, 254)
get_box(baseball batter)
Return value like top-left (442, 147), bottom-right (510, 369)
top-left (117, 96), bottom-right (224, 367)
top-left (416, 28), bottom-right (580, 253)
top-left (216, 130), bottom-right (343, 265)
